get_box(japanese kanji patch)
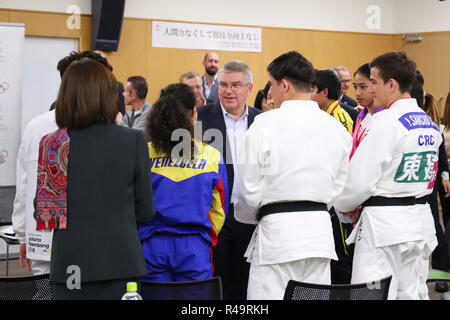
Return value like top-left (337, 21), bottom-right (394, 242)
top-left (394, 151), bottom-right (437, 183)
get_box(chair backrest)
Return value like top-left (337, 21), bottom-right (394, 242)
top-left (283, 276), bottom-right (392, 300)
top-left (0, 273), bottom-right (52, 300)
top-left (140, 276), bottom-right (223, 300)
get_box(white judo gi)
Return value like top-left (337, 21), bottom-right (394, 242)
top-left (334, 98), bottom-right (442, 300)
top-left (235, 100), bottom-right (352, 300)
top-left (12, 110), bottom-right (57, 274)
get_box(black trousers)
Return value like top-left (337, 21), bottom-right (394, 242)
top-left (212, 205), bottom-right (255, 300)
top-left (329, 208), bottom-right (354, 284)
top-left (430, 179), bottom-right (450, 271)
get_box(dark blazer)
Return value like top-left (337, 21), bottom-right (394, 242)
top-left (438, 136), bottom-right (450, 178)
top-left (197, 101), bottom-right (261, 198)
top-left (340, 101), bottom-right (359, 132)
top-left (50, 123), bottom-right (155, 284)
top-left (117, 81), bottom-right (126, 116)
top-left (341, 94), bottom-right (358, 108)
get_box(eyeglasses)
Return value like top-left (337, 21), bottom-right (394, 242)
top-left (218, 82), bottom-right (249, 90)
top-left (341, 79), bottom-right (351, 84)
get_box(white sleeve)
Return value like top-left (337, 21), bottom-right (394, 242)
top-left (329, 133), bottom-right (352, 209)
top-left (11, 134), bottom-right (28, 244)
top-left (334, 120), bottom-right (399, 212)
top-left (234, 125), bottom-right (264, 225)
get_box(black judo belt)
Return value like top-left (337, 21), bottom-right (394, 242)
top-left (257, 201), bottom-right (327, 222)
top-left (362, 196), bottom-right (427, 207)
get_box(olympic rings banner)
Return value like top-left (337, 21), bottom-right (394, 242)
top-left (0, 23), bottom-right (25, 186)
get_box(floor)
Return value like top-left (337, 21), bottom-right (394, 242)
top-left (0, 257), bottom-right (447, 300)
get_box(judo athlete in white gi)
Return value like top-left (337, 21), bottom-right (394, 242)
top-left (334, 51), bottom-right (441, 300)
top-left (235, 51), bottom-right (352, 300)
top-left (12, 110), bottom-right (57, 274)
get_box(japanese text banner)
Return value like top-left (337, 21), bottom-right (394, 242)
top-left (152, 21), bottom-right (262, 52)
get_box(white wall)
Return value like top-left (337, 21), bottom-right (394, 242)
top-left (0, 0), bottom-right (91, 14)
top-left (124, 0), bottom-right (396, 34)
top-left (394, 0), bottom-right (450, 34)
top-left (0, 0), bottom-right (448, 34)
top-left (21, 37), bottom-right (78, 132)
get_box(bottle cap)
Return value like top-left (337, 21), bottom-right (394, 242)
top-left (127, 282), bottom-right (138, 292)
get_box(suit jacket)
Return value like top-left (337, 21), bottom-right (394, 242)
top-left (340, 101), bottom-right (359, 132)
top-left (50, 123), bottom-right (155, 284)
top-left (341, 94), bottom-right (358, 108)
top-left (117, 81), bottom-right (126, 116)
top-left (197, 101), bottom-right (261, 199)
top-left (438, 136), bottom-right (449, 178)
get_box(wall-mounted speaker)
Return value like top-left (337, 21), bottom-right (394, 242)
top-left (91, 0), bottom-right (126, 52)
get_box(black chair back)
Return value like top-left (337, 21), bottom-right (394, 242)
top-left (283, 276), bottom-right (392, 300)
top-left (0, 273), bottom-right (52, 300)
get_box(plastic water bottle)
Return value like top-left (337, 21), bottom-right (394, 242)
top-left (121, 282), bottom-right (143, 300)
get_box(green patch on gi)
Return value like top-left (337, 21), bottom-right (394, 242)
top-left (394, 151), bottom-right (437, 183)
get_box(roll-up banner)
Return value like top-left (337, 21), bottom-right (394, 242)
top-left (0, 23), bottom-right (25, 186)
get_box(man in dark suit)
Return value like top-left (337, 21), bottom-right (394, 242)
top-left (340, 101), bottom-right (359, 131)
top-left (197, 60), bottom-right (261, 300)
top-left (335, 66), bottom-right (358, 108)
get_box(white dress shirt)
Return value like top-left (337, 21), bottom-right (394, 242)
top-left (220, 102), bottom-right (249, 204)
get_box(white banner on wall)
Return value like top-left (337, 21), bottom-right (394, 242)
top-left (0, 23), bottom-right (25, 186)
top-left (152, 21), bottom-right (262, 52)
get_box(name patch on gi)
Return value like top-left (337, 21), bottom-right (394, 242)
top-left (398, 112), bottom-right (439, 131)
top-left (394, 151), bottom-right (437, 183)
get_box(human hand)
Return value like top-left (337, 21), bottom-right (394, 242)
top-left (442, 179), bottom-right (450, 198)
top-left (343, 207), bottom-right (362, 225)
top-left (19, 243), bottom-right (31, 272)
top-left (115, 112), bottom-right (123, 123)
top-left (355, 105), bottom-right (364, 113)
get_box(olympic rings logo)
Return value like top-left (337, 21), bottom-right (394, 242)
top-left (0, 82), bottom-right (10, 93)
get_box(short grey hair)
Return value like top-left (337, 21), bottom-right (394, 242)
top-left (335, 66), bottom-right (349, 73)
top-left (218, 60), bottom-right (253, 84)
top-left (179, 71), bottom-right (201, 83)
top-left (334, 66), bottom-right (350, 80)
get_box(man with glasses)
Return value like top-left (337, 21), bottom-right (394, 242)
top-left (197, 60), bottom-right (261, 300)
top-left (335, 66), bottom-right (358, 108)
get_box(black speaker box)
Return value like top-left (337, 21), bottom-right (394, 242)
top-left (91, 0), bottom-right (126, 52)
